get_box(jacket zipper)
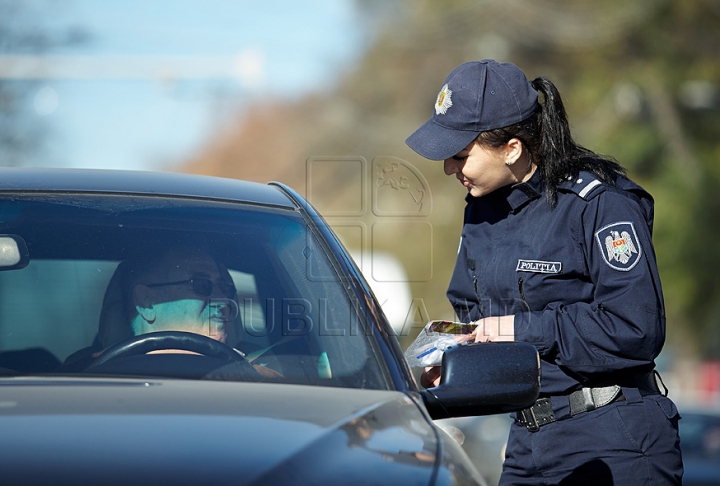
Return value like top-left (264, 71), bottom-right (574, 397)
top-left (518, 277), bottom-right (531, 312)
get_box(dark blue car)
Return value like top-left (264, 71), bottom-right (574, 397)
top-left (0, 168), bottom-right (539, 485)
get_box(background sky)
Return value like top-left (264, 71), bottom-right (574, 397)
top-left (15, 0), bottom-right (366, 170)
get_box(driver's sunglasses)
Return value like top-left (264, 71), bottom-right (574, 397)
top-left (146, 277), bottom-right (236, 300)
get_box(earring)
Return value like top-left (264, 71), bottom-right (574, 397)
top-left (505, 160), bottom-right (514, 167)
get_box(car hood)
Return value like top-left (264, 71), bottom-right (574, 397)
top-left (0, 377), bottom-right (462, 485)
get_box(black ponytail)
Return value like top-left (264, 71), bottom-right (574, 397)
top-left (478, 76), bottom-right (626, 206)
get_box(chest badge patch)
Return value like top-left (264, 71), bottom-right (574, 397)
top-left (595, 222), bottom-right (642, 271)
top-left (516, 260), bottom-right (562, 274)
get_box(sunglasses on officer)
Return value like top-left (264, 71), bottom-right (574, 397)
top-left (145, 277), bottom-right (237, 300)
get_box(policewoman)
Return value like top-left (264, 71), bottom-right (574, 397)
top-left (406, 60), bottom-right (683, 485)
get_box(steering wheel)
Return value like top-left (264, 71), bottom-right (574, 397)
top-left (85, 331), bottom-right (253, 371)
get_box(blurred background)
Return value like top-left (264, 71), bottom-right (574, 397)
top-left (2, 0), bottom-right (719, 482)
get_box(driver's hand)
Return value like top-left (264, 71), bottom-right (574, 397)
top-left (421, 366), bottom-right (441, 388)
top-left (252, 364), bottom-right (284, 379)
top-left (147, 349), bottom-right (202, 355)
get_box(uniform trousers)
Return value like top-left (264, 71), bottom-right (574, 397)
top-left (499, 388), bottom-right (683, 485)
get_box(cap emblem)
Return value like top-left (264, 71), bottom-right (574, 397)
top-left (435, 84), bottom-right (453, 115)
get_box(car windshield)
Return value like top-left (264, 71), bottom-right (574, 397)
top-left (0, 193), bottom-right (390, 390)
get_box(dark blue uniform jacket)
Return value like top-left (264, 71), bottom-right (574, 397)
top-left (448, 170), bottom-right (665, 395)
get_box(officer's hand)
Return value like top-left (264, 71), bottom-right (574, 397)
top-left (421, 366), bottom-right (442, 388)
top-left (473, 315), bottom-right (515, 342)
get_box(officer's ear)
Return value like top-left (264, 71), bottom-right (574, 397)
top-left (504, 138), bottom-right (524, 166)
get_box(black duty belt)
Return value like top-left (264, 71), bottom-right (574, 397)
top-left (515, 372), bottom-right (665, 432)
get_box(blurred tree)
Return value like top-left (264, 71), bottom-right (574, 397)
top-left (182, 0), bottom-right (720, 357)
top-left (0, 0), bottom-right (88, 166)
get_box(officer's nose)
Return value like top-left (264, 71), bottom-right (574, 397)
top-left (444, 158), bottom-right (460, 176)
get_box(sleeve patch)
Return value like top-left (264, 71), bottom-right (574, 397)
top-left (595, 221), bottom-right (643, 271)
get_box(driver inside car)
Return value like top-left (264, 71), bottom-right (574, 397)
top-left (122, 245), bottom-right (282, 378)
top-left (128, 245), bottom-right (235, 345)
top-left (62, 245), bottom-right (282, 378)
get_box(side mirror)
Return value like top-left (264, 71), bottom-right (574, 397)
top-left (420, 342), bottom-right (540, 420)
top-left (0, 235), bottom-right (29, 271)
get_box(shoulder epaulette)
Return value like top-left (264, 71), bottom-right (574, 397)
top-left (559, 171), bottom-right (606, 201)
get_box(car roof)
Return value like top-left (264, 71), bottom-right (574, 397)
top-left (0, 167), bottom-right (296, 209)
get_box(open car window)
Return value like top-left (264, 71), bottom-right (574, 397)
top-left (0, 194), bottom-right (391, 390)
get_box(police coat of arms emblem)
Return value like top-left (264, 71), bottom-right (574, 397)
top-left (605, 230), bottom-right (637, 264)
top-left (595, 222), bottom-right (642, 271)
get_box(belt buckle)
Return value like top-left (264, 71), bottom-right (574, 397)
top-left (520, 406), bottom-right (540, 432)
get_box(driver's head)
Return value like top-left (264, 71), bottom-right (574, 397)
top-left (127, 246), bottom-right (237, 343)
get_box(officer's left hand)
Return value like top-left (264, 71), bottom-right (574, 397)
top-left (472, 315), bottom-right (515, 342)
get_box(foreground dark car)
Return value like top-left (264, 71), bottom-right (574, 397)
top-left (0, 168), bottom-right (539, 485)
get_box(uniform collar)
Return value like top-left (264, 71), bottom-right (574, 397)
top-left (506, 169), bottom-right (543, 212)
top-left (464, 169), bottom-right (543, 211)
